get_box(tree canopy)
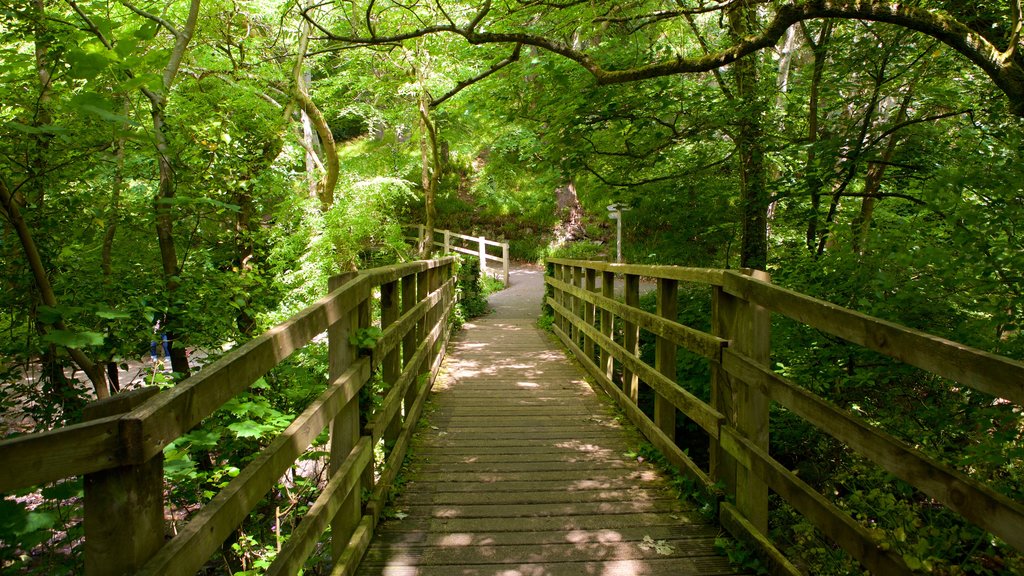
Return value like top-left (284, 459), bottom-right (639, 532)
top-left (2, 0), bottom-right (1024, 573)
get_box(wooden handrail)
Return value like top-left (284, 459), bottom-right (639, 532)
top-left (404, 224), bottom-right (511, 286)
top-left (545, 257), bottom-right (1024, 575)
top-left (0, 257), bottom-right (459, 576)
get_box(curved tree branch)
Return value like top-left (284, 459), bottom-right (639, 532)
top-left (430, 43), bottom-right (521, 108)
top-left (308, 1), bottom-right (1024, 116)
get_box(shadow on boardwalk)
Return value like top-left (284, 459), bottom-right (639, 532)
top-left (357, 264), bottom-right (745, 576)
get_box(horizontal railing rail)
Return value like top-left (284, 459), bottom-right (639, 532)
top-left (0, 257), bottom-right (459, 576)
top-left (404, 224), bottom-right (510, 286)
top-left (545, 258), bottom-right (1024, 576)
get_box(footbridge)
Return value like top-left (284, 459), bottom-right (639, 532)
top-left (1, 258), bottom-right (1021, 575)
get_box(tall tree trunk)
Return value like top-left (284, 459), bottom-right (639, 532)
top-left (729, 1), bottom-right (769, 270)
top-left (418, 92), bottom-right (440, 257)
top-left (144, 0), bottom-right (202, 377)
top-left (294, 90), bottom-right (338, 211)
top-left (852, 90), bottom-right (912, 254)
top-left (1, 176), bottom-right (107, 397)
top-left (292, 7), bottom-right (337, 211)
top-left (102, 99), bottom-right (129, 277)
top-left (802, 22), bottom-right (832, 252)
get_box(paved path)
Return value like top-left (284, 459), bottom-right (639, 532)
top-left (357, 265), bottom-right (743, 576)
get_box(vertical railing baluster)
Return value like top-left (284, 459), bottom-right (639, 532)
top-left (381, 280), bottom-right (401, 442)
top-left (83, 388), bottom-right (162, 576)
top-left (401, 271), bottom-right (418, 417)
top-left (584, 267), bottom-right (596, 362)
top-left (478, 236), bottom-right (487, 278)
top-left (502, 243), bottom-right (510, 286)
top-left (601, 270), bottom-right (614, 381)
top-left (328, 271), bottom-right (361, 561)
top-left (654, 278), bottom-right (678, 441)
top-left (622, 273), bottom-right (640, 403)
top-left (711, 271), bottom-right (771, 533)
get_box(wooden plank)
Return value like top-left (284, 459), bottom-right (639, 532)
top-left (381, 280), bottom-right (401, 443)
top-left (548, 275), bottom-right (725, 360)
top-left (367, 370), bottom-right (434, 522)
top-left (330, 515), bottom-right (375, 576)
top-left (655, 278), bottom-right (678, 441)
top-left (722, 271), bottom-right (1024, 406)
top-left (724, 348), bottom-right (1024, 553)
top-left (0, 416), bottom-right (122, 491)
top-left (129, 275), bottom-right (371, 463)
top-left (584, 268), bottom-right (596, 361)
top-left (552, 323), bottom-right (716, 492)
top-left (720, 426), bottom-right (911, 575)
top-left (734, 270), bottom-right (770, 534)
top-left (83, 386), bottom-right (163, 576)
top-left (548, 298), bottom-right (724, 439)
top-left (623, 274), bottom-right (640, 403)
top-left (359, 257), bottom-right (456, 287)
top-left (266, 437), bottom-right (372, 576)
top-left (366, 315), bottom-right (445, 445)
top-left (370, 277), bottom-right (453, 369)
top-left (401, 273), bottom-right (418, 416)
top-left (330, 273), bottom-right (364, 562)
top-left (601, 270), bottom-right (614, 380)
top-left (137, 359), bottom-right (371, 576)
top-left (719, 503), bottom-right (803, 576)
top-left (437, 228), bottom-right (505, 247)
top-left (82, 386), bottom-right (159, 420)
top-left (547, 258), bottom-right (726, 286)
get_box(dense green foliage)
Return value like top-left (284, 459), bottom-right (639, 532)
top-left (2, 0), bottom-right (1024, 573)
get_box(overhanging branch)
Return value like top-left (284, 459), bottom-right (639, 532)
top-left (306, 1), bottom-right (1024, 116)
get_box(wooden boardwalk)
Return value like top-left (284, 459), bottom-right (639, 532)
top-left (357, 268), bottom-right (745, 576)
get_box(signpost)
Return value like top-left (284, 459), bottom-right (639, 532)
top-left (606, 203), bottom-right (631, 263)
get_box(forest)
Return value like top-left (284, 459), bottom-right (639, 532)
top-left (2, 0), bottom-right (1023, 574)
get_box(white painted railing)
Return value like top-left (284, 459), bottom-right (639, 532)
top-left (407, 225), bottom-right (510, 286)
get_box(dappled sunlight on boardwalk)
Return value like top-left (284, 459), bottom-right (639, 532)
top-left (356, 266), bottom-right (745, 576)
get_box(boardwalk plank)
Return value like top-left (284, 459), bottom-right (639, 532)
top-left (355, 269), bottom-right (747, 576)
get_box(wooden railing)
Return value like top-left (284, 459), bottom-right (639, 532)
top-left (406, 224), bottom-right (510, 286)
top-left (0, 257), bottom-right (458, 576)
top-left (545, 258), bottom-right (1024, 575)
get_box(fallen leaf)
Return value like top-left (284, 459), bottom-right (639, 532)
top-left (393, 511), bottom-right (408, 520)
top-left (639, 535), bottom-right (674, 555)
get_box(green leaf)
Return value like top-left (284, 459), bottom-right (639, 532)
top-left (228, 420), bottom-right (269, 438)
top-left (42, 330), bottom-right (104, 349)
top-left (41, 479), bottom-right (84, 500)
top-left (902, 554), bottom-right (924, 571)
top-left (94, 308), bottom-right (131, 319)
top-left (37, 305), bottom-right (63, 324)
top-left (65, 48), bottom-right (110, 80)
top-left (181, 429), bottom-right (222, 449)
top-left (133, 21), bottom-right (159, 40)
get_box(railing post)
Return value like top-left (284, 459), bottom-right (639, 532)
top-left (569, 265), bottom-right (581, 345)
top-left (711, 270), bottom-right (771, 533)
top-left (428, 265), bottom-right (443, 370)
top-left (478, 236), bottom-right (487, 278)
top-left (502, 243), bottom-right (510, 286)
top-left (654, 278), bottom-right (678, 441)
top-left (584, 267), bottom-right (596, 362)
top-left (416, 224), bottom-right (425, 253)
top-left (416, 268), bottom-right (429, 375)
top-left (601, 270), bottom-right (614, 380)
top-left (328, 271), bottom-right (362, 561)
top-left (622, 273), bottom-right (640, 403)
top-left (83, 387), bottom-right (162, 576)
top-left (381, 279), bottom-right (401, 443)
top-left (552, 263), bottom-right (564, 332)
top-left (443, 229), bottom-right (451, 254)
top-left (402, 271), bottom-right (419, 416)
